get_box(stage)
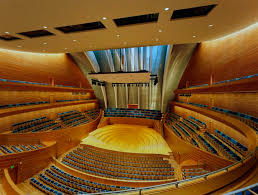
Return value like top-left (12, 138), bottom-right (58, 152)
top-left (81, 124), bottom-right (171, 155)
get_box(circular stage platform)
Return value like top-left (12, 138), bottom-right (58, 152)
top-left (81, 124), bottom-right (172, 155)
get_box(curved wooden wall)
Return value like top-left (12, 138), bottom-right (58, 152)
top-left (0, 142), bottom-right (56, 184)
top-left (179, 23), bottom-right (258, 88)
top-left (2, 169), bottom-right (26, 195)
top-left (0, 49), bottom-right (91, 88)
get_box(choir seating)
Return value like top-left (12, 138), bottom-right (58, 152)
top-left (62, 146), bottom-right (175, 181)
top-left (0, 144), bottom-right (44, 155)
top-left (104, 108), bottom-right (162, 120)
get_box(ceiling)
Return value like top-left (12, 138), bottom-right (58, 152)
top-left (0, 0), bottom-right (257, 53)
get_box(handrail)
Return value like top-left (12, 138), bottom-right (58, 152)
top-left (88, 147), bottom-right (257, 194)
top-left (223, 183), bottom-right (258, 195)
top-left (0, 77), bottom-right (88, 89)
top-left (186, 74), bottom-right (258, 89)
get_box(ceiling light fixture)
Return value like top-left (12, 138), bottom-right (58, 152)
top-left (116, 34), bottom-right (120, 37)
top-left (208, 24), bottom-right (214, 27)
top-left (158, 29), bottom-right (162, 32)
top-left (5, 32), bottom-right (9, 34)
top-left (103, 17), bottom-right (107, 20)
top-left (43, 26), bottom-right (47, 29)
top-left (164, 8), bottom-right (169, 11)
top-left (64, 48), bottom-right (67, 50)
top-left (42, 49), bottom-right (46, 52)
top-left (43, 42), bottom-right (47, 45)
top-left (193, 35), bottom-right (196, 38)
top-left (17, 45), bottom-right (22, 48)
top-left (73, 40), bottom-right (77, 42)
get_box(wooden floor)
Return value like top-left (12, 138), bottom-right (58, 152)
top-left (81, 124), bottom-right (172, 155)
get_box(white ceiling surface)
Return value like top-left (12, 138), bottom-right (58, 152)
top-left (0, 0), bottom-right (257, 53)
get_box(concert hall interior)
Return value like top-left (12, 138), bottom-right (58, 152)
top-left (0, 0), bottom-right (257, 194)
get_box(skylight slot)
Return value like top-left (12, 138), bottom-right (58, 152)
top-left (171, 4), bottom-right (217, 20)
top-left (55, 22), bottom-right (106, 33)
top-left (0, 34), bottom-right (21, 41)
top-left (114, 13), bottom-right (159, 27)
top-left (18, 30), bottom-right (54, 38)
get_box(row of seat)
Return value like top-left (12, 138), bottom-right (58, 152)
top-left (56, 99), bottom-right (80, 103)
top-left (197, 135), bottom-right (218, 155)
top-left (182, 167), bottom-right (208, 179)
top-left (80, 145), bottom-right (165, 162)
top-left (71, 151), bottom-right (172, 172)
top-left (204, 132), bottom-right (241, 161)
top-left (62, 158), bottom-right (173, 181)
top-left (176, 100), bottom-right (257, 133)
top-left (189, 116), bottom-right (206, 127)
top-left (212, 107), bottom-right (258, 132)
top-left (0, 144), bottom-right (43, 155)
top-left (30, 177), bottom-right (63, 195)
top-left (104, 108), bottom-right (162, 120)
top-left (11, 109), bottom-right (99, 134)
top-left (50, 165), bottom-right (133, 191)
top-left (67, 153), bottom-right (173, 176)
top-left (13, 118), bottom-right (60, 133)
top-left (0, 101), bottom-right (49, 110)
top-left (215, 130), bottom-right (248, 155)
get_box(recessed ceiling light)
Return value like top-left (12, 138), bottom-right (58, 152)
top-left (123, 41), bottom-right (127, 44)
top-left (43, 26), bottom-right (47, 29)
top-left (17, 45), bottom-right (22, 48)
top-left (116, 34), bottom-right (120, 37)
top-left (208, 24), bottom-right (214, 27)
top-left (158, 29), bottom-right (162, 33)
top-left (193, 35), bottom-right (196, 38)
top-left (43, 42), bottom-right (47, 45)
top-left (42, 49), bottom-right (46, 52)
top-left (103, 17), bottom-right (107, 20)
top-left (164, 8), bottom-right (169, 11)
top-left (64, 48), bottom-right (67, 50)
top-left (73, 40), bottom-right (77, 42)
top-left (5, 32), bottom-right (9, 34)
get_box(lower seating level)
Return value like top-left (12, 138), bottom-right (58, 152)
top-left (30, 165), bottom-right (136, 194)
top-left (62, 145), bottom-right (175, 181)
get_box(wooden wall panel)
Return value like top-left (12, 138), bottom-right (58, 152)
top-left (0, 102), bottom-right (97, 133)
top-left (0, 90), bottom-right (93, 105)
top-left (0, 49), bottom-right (91, 88)
top-left (177, 93), bottom-right (258, 117)
top-left (179, 24), bottom-right (258, 88)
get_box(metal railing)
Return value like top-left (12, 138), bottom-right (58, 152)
top-left (223, 183), bottom-right (258, 195)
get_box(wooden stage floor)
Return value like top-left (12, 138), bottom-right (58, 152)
top-left (81, 124), bottom-right (172, 155)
